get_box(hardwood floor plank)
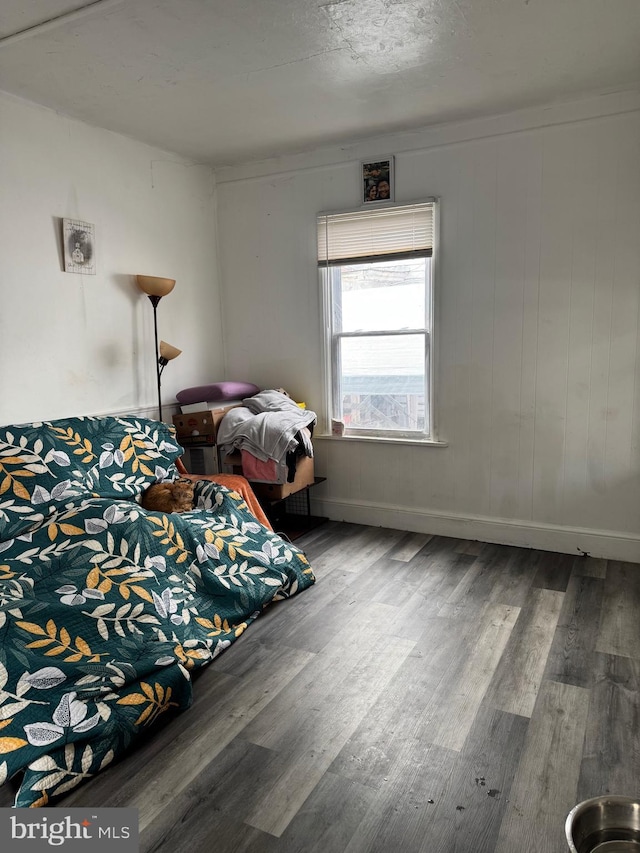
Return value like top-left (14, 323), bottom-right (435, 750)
top-left (418, 703), bottom-right (529, 853)
top-left (331, 600), bottom-right (515, 785)
top-left (487, 546), bottom-right (542, 608)
top-left (140, 738), bottom-right (276, 851)
top-left (577, 652), bottom-right (640, 800)
top-left (271, 770), bottom-right (379, 853)
top-left (410, 545), bottom-right (478, 596)
top-left (143, 806), bottom-right (270, 853)
top-left (368, 559), bottom-right (432, 610)
top-left (437, 544), bottom-right (515, 618)
top-left (63, 639), bottom-right (315, 829)
top-left (544, 574), bottom-right (605, 688)
top-left (143, 730), bottom-right (378, 852)
top-left (328, 615), bottom-right (468, 787)
top-left (309, 525), bottom-right (405, 576)
top-left (488, 587), bottom-right (564, 717)
top-left (572, 556), bottom-right (607, 578)
top-left (596, 560), bottom-right (640, 659)
top-left (532, 551), bottom-right (574, 591)
top-left (243, 628), bottom-right (416, 835)
top-left (415, 534), bottom-right (478, 562)
top-left (295, 522), bottom-right (378, 567)
top-left (389, 531), bottom-right (433, 562)
top-left (240, 567), bottom-right (364, 656)
top-left (455, 539), bottom-right (487, 555)
top-left (494, 679), bottom-right (590, 853)
top-left (391, 585), bottom-right (458, 642)
top-left (417, 603), bottom-right (520, 751)
top-left (143, 740), bottom-right (377, 853)
top-left (382, 552), bottom-right (478, 640)
top-left (242, 601), bottom-right (410, 749)
top-left (294, 519), bottom-right (344, 550)
top-left (380, 534), bottom-right (476, 597)
top-left (341, 741), bottom-right (456, 853)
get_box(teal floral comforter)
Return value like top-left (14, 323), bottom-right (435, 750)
top-left (0, 415), bottom-right (314, 806)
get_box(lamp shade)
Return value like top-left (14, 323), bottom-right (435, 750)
top-left (159, 340), bottom-right (182, 361)
top-left (136, 275), bottom-right (176, 297)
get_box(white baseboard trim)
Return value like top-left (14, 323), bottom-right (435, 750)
top-left (311, 497), bottom-right (640, 563)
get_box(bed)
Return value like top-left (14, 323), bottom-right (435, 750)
top-left (0, 414), bottom-right (314, 806)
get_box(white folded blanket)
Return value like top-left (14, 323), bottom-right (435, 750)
top-left (217, 390), bottom-right (316, 464)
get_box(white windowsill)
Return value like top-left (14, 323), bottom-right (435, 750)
top-left (314, 433), bottom-right (448, 448)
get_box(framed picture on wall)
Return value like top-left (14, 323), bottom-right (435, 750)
top-left (361, 156), bottom-right (394, 205)
top-left (63, 218), bottom-right (96, 275)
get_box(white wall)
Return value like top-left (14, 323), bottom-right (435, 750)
top-left (216, 96), bottom-right (640, 560)
top-left (0, 92), bottom-right (223, 426)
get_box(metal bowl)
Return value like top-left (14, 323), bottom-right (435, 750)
top-left (566, 796), bottom-right (640, 852)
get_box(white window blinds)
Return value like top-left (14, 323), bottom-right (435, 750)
top-left (317, 201), bottom-right (434, 267)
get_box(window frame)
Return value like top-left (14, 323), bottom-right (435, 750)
top-left (318, 199), bottom-right (439, 441)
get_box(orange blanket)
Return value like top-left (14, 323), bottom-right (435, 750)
top-left (175, 456), bottom-right (273, 531)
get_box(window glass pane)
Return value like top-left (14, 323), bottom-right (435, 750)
top-left (336, 258), bottom-right (427, 333)
top-left (339, 334), bottom-right (426, 431)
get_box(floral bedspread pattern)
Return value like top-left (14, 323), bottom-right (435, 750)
top-left (0, 416), bottom-right (314, 806)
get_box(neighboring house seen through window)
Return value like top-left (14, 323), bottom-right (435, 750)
top-left (317, 201), bottom-right (437, 439)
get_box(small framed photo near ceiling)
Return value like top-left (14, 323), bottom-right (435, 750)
top-left (63, 218), bottom-right (96, 275)
top-left (361, 156), bottom-right (394, 205)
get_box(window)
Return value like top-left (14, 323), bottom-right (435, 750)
top-left (317, 201), bottom-right (437, 439)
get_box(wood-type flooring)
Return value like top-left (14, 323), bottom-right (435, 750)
top-left (4, 522), bottom-right (640, 852)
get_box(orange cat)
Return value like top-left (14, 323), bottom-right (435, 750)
top-left (141, 479), bottom-right (194, 513)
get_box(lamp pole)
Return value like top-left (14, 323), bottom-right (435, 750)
top-left (136, 276), bottom-right (177, 424)
top-left (147, 294), bottom-right (163, 421)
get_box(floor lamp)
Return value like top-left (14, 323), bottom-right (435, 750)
top-left (136, 275), bottom-right (181, 421)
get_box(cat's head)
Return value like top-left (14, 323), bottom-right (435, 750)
top-left (173, 478), bottom-right (195, 499)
